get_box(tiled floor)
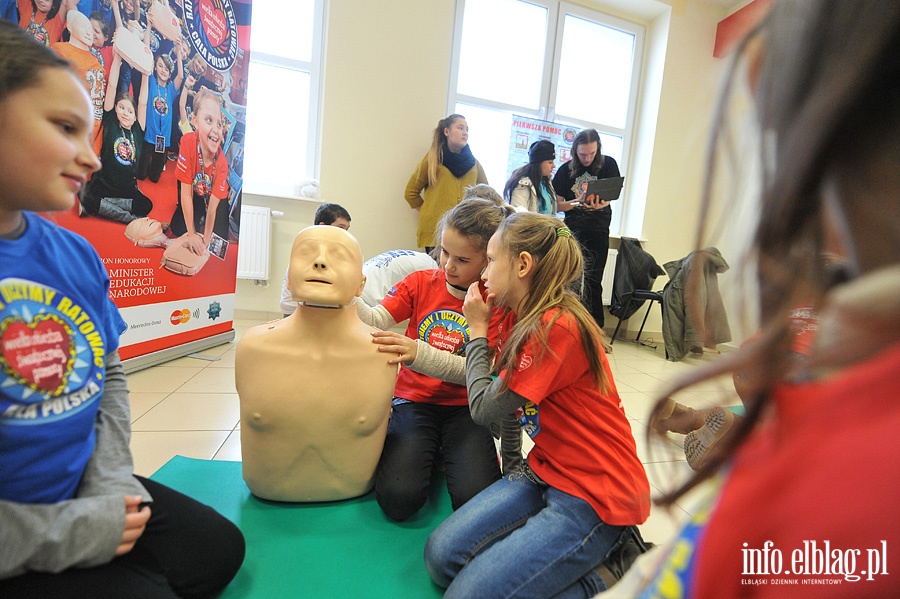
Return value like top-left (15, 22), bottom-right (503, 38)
top-left (126, 318), bottom-right (740, 547)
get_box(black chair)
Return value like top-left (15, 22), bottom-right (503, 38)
top-left (610, 289), bottom-right (662, 344)
top-left (608, 238), bottom-right (665, 345)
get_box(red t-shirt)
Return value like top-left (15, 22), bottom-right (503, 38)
top-left (685, 342), bottom-right (900, 597)
top-left (176, 131), bottom-right (229, 199)
top-left (381, 269), bottom-right (504, 406)
top-left (500, 308), bottom-right (650, 526)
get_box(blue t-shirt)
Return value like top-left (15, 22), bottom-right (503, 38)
top-left (145, 74), bottom-right (175, 143)
top-left (0, 212), bottom-right (126, 504)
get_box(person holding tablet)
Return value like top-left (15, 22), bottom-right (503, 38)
top-left (552, 128), bottom-right (620, 330)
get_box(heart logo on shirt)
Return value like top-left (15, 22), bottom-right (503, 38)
top-left (428, 325), bottom-right (466, 355)
top-left (0, 316), bottom-right (75, 396)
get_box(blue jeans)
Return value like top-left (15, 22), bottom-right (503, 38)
top-left (375, 401), bottom-right (501, 521)
top-left (424, 466), bottom-right (627, 599)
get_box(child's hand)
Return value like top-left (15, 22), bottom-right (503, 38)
top-left (117, 495), bottom-right (151, 556)
top-left (463, 281), bottom-right (493, 339)
top-left (371, 331), bottom-right (416, 364)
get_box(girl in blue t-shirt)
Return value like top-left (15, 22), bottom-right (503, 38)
top-left (136, 23), bottom-right (182, 184)
top-left (0, 20), bottom-right (243, 595)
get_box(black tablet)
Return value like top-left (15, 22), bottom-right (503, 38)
top-left (583, 176), bottom-right (625, 201)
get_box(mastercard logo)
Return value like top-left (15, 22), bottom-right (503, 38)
top-left (170, 309), bottom-right (192, 325)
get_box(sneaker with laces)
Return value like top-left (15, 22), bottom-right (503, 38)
top-left (593, 527), bottom-right (655, 589)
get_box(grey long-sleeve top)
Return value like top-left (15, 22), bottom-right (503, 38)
top-left (357, 301), bottom-right (523, 473)
top-left (0, 353), bottom-right (148, 579)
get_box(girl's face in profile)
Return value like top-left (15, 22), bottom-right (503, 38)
top-left (443, 118), bottom-right (469, 152)
top-left (540, 159), bottom-right (554, 178)
top-left (481, 232), bottom-right (512, 308)
top-left (115, 97), bottom-right (136, 129)
top-left (192, 97), bottom-right (224, 158)
top-left (0, 69), bottom-right (100, 213)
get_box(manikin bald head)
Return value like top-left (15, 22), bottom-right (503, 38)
top-left (288, 225), bottom-right (366, 308)
top-left (66, 11), bottom-right (95, 49)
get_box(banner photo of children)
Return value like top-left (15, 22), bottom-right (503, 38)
top-left (3, 0), bottom-right (253, 362)
top-left (507, 115), bottom-right (580, 182)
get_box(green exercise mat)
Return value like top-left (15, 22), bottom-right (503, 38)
top-left (150, 456), bottom-right (449, 598)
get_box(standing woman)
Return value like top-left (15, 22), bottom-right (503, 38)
top-left (503, 139), bottom-right (558, 215)
top-left (404, 114), bottom-right (488, 252)
top-left (552, 129), bottom-right (619, 329)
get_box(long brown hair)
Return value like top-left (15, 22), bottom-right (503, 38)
top-left (567, 128), bottom-right (605, 176)
top-left (652, 0), bottom-right (900, 505)
top-left (493, 213), bottom-right (609, 394)
top-left (426, 114), bottom-right (465, 186)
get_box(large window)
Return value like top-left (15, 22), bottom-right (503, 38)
top-left (242, 0), bottom-right (324, 198)
top-left (449, 0), bottom-right (643, 234)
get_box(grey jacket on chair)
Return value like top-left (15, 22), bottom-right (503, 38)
top-left (661, 247), bottom-right (732, 361)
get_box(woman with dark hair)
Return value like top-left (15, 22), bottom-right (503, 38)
top-left (552, 128), bottom-right (619, 329)
top-left (616, 1), bottom-right (900, 596)
top-left (404, 114), bottom-right (488, 252)
top-left (503, 139), bottom-right (557, 215)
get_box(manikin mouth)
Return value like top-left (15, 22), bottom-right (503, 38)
top-left (305, 279), bottom-right (331, 285)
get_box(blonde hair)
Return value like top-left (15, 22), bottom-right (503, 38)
top-left (434, 198), bottom-right (514, 256)
top-left (493, 212), bottom-right (609, 394)
top-left (426, 114), bottom-right (465, 186)
top-left (463, 183), bottom-right (504, 206)
top-left (192, 87), bottom-right (222, 116)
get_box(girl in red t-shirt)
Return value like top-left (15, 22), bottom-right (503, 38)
top-left (425, 211), bottom-right (651, 598)
top-left (169, 87), bottom-right (229, 254)
top-left (357, 198), bottom-right (516, 522)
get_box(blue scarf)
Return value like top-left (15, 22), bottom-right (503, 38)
top-left (442, 144), bottom-right (476, 178)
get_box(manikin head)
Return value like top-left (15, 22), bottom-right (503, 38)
top-left (66, 11), bottom-right (94, 50)
top-left (288, 225), bottom-right (366, 308)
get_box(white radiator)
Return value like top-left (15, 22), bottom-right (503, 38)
top-left (601, 249), bottom-right (617, 306)
top-left (236, 205), bottom-right (271, 280)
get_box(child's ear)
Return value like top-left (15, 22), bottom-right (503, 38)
top-left (515, 251), bottom-right (534, 279)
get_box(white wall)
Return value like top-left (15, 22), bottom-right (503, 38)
top-left (236, 0), bottom-right (746, 345)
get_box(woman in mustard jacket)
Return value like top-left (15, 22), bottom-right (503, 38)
top-left (404, 114), bottom-right (488, 251)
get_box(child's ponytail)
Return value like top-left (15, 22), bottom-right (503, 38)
top-left (494, 213), bottom-right (609, 392)
top-left (425, 114), bottom-right (465, 187)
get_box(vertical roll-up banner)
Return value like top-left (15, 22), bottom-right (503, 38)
top-left (4, 0), bottom-right (253, 370)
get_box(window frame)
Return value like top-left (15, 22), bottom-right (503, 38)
top-left (447, 0), bottom-right (645, 235)
top-left (243, 0), bottom-right (325, 198)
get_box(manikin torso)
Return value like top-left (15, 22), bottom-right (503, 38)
top-left (235, 227), bottom-right (397, 501)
